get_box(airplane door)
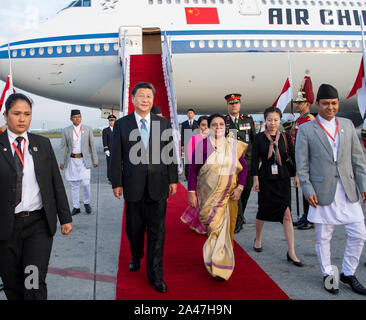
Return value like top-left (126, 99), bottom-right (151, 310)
top-left (238, 0), bottom-right (261, 15)
top-left (119, 26), bottom-right (143, 55)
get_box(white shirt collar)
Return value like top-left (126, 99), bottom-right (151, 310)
top-left (134, 111), bottom-right (151, 126)
top-left (110, 126), bottom-right (114, 131)
top-left (230, 114), bottom-right (239, 122)
top-left (317, 115), bottom-right (336, 127)
top-left (7, 129), bottom-right (28, 144)
top-left (73, 124), bottom-right (81, 130)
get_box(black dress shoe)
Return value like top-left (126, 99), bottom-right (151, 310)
top-left (215, 276), bottom-right (225, 281)
top-left (150, 280), bottom-right (167, 293)
top-left (340, 273), bottom-right (366, 295)
top-left (297, 221), bottom-right (314, 230)
top-left (71, 208), bottom-right (81, 216)
top-left (129, 259), bottom-right (140, 272)
top-left (253, 238), bottom-right (263, 252)
top-left (84, 204), bottom-right (92, 214)
top-left (234, 224), bottom-right (243, 234)
top-left (293, 216), bottom-right (306, 227)
top-left (286, 252), bottom-right (303, 267)
top-left (323, 275), bottom-right (339, 295)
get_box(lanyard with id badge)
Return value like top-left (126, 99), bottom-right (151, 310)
top-left (271, 143), bottom-right (279, 175)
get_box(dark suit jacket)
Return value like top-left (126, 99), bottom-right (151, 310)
top-left (0, 131), bottom-right (72, 241)
top-left (180, 120), bottom-right (199, 147)
top-left (102, 127), bottom-right (114, 153)
top-left (111, 113), bottom-right (178, 202)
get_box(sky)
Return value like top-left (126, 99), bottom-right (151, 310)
top-left (0, 0), bottom-right (125, 130)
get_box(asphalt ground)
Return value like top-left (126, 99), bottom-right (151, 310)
top-left (0, 137), bottom-right (365, 300)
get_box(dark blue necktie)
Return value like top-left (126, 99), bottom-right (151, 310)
top-left (14, 136), bottom-right (24, 207)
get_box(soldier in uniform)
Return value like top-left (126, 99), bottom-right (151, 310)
top-left (286, 76), bottom-right (316, 230)
top-left (224, 94), bottom-right (256, 233)
top-left (102, 114), bottom-right (116, 184)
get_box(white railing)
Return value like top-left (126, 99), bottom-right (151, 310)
top-left (162, 31), bottom-right (183, 175)
top-left (119, 32), bottom-right (131, 117)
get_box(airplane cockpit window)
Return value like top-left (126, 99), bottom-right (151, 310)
top-left (61, 0), bottom-right (91, 11)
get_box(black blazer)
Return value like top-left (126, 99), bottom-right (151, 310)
top-left (180, 120), bottom-right (199, 147)
top-left (251, 131), bottom-right (296, 180)
top-left (0, 131), bottom-right (72, 241)
top-left (102, 127), bottom-right (113, 153)
top-left (111, 113), bottom-right (178, 202)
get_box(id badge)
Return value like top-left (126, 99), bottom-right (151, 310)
top-left (271, 164), bottom-right (278, 175)
top-left (245, 133), bottom-right (249, 142)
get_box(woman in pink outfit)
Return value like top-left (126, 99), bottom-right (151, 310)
top-left (181, 116), bottom-right (209, 234)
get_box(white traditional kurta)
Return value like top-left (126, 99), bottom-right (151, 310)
top-left (65, 125), bottom-right (91, 182)
top-left (308, 116), bottom-right (364, 225)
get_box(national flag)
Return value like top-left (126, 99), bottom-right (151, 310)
top-left (273, 77), bottom-right (292, 112)
top-left (0, 75), bottom-right (14, 113)
top-left (185, 7), bottom-right (220, 24)
top-left (347, 57), bottom-right (366, 118)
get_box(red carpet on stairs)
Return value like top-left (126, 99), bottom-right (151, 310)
top-left (115, 183), bottom-right (290, 300)
top-left (128, 54), bottom-right (171, 119)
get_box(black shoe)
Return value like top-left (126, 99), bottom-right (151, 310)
top-left (286, 252), bottom-right (303, 267)
top-left (129, 259), bottom-right (140, 272)
top-left (323, 275), bottom-right (339, 295)
top-left (71, 208), bottom-right (80, 216)
top-left (150, 280), bottom-right (167, 293)
top-left (253, 238), bottom-right (263, 252)
top-left (340, 273), bottom-right (366, 295)
top-left (234, 224), bottom-right (243, 234)
top-left (84, 204), bottom-right (92, 214)
top-left (293, 216), bottom-right (306, 227)
top-left (297, 221), bottom-right (314, 230)
top-left (215, 276), bottom-right (225, 282)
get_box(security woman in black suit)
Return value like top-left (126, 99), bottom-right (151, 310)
top-left (0, 93), bottom-right (73, 300)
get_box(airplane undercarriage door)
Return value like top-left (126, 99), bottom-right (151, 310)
top-left (238, 0), bottom-right (261, 15)
top-left (119, 26), bottom-right (143, 55)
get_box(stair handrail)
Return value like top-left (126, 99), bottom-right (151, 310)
top-left (119, 31), bottom-right (131, 117)
top-left (162, 31), bottom-right (183, 175)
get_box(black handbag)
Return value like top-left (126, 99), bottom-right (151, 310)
top-left (281, 132), bottom-right (296, 177)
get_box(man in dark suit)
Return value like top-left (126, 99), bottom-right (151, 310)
top-left (102, 114), bottom-right (116, 183)
top-left (0, 93), bottom-right (73, 300)
top-left (111, 82), bottom-right (178, 293)
top-left (180, 108), bottom-right (198, 180)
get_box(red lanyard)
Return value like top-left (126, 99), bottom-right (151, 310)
top-left (73, 126), bottom-right (82, 139)
top-left (12, 139), bottom-right (26, 170)
top-left (315, 118), bottom-right (339, 144)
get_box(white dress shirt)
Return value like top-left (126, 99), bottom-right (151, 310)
top-left (134, 111), bottom-right (151, 136)
top-left (7, 129), bottom-right (43, 214)
top-left (308, 116), bottom-right (364, 225)
top-left (72, 124), bottom-right (82, 154)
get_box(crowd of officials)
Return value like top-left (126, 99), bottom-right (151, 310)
top-left (0, 78), bottom-right (366, 299)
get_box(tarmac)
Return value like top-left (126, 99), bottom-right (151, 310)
top-left (0, 136), bottom-right (365, 300)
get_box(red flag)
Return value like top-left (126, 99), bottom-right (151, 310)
top-left (0, 76), bottom-right (13, 112)
top-left (273, 78), bottom-right (292, 112)
top-left (185, 7), bottom-right (220, 24)
top-left (347, 58), bottom-right (366, 118)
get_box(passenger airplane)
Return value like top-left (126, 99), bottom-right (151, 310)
top-left (0, 0), bottom-right (365, 116)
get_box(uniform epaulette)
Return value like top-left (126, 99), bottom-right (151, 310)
top-left (240, 115), bottom-right (244, 121)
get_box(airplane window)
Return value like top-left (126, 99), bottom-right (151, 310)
top-left (347, 41), bottom-right (353, 48)
top-left (236, 40), bottom-right (242, 48)
top-left (339, 40), bottom-right (344, 48)
top-left (311, 0), bottom-right (315, 4)
top-left (254, 40), bottom-right (259, 48)
top-left (104, 44), bottom-right (110, 51)
top-left (271, 40), bottom-right (277, 48)
top-left (12, 50), bottom-right (17, 58)
top-left (297, 40), bottom-right (303, 48)
top-left (355, 41), bottom-right (360, 48)
top-left (288, 40), bottom-right (294, 48)
top-left (220, 0), bottom-right (225, 3)
top-left (270, 0), bottom-right (275, 4)
top-left (334, 1), bottom-right (339, 5)
top-left (57, 46), bottom-right (63, 54)
top-left (262, 40), bottom-right (268, 48)
top-left (83, 0), bottom-right (91, 6)
top-left (226, 40), bottom-right (233, 48)
top-left (326, 1), bottom-right (331, 5)
top-left (167, 0), bottom-right (172, 3)
top-left (331, 40), bottom-right (336, 48)
top-left (94, 44), bottom-right (100, 52)
top-left (303, 0), bottom-right (308, 4)
top-left (211, 0), bottom-right (216, 3)
top-left (158, 0), bottom-right (162, 4)
top-left (199, 40), bottom-right (205, 48)
top-left (85, 44), bottom-right (91, 52)
top-left (280, 40), bottom-right (286, 48)
top-left (318, 1), bottom-right (323, 5)
top-left (349, 1), bottom-right (354, 5)
top-left (21, 49), bottom-right (26, 57)
top-left (341, 1), bottom-right (346, 4)
top-left (76, 45), bottom-right (82, 53)
top-left (175, 0), bottom-right (180, 3)
top-left (218, 40), bottom-right (224, 48)
top-left (357, 1), bottom-right (362, 5)
top-left (208, 40), bottom-right (215, 48)
top-left (202, 0), bottom-right (207, 4)
top-left (287, 0), bottom-right (292, 4)
top-left (279, 0), bottom-right (284, 4)
top-left (190, 41), bottom-right (196, 48)
top-left (322, 40), bottom-right (328, 48)
top-left (39, 48), bottom-right (44, 55)
top-left (148, 0), bottom-right (153, 4)
top-left (306, 40), bottom-right (311, 47)
top-left (184, 0), bottom-right (189, 3)
top-left (48, 47), bottom-right (53, 55)
top-left (193, 0), bottom-right (198, 3)
top-left (66, 46), bottom-right (72, 54)
top-left (245, 40), bottom-right (251, 48)
top-left (30, 48), bottom-right (35, 56)
top-left (262, 0), bottom-right (267, 4)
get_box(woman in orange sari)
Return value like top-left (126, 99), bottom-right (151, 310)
top-left (188, 114), bottom-right (248, 281)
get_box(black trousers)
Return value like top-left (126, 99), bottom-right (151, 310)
top-left (125, 187), bottom-right (167, 283)
top-left (0, 209), bottom-right (53, 300)
top-left (236, 163), bottom-right (253, 227)
top-left (106, 155), bottom-right (112, 182)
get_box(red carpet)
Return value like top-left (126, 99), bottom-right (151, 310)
top-left (115, 183), bottom-right (290, 300)
top-left (128, 54), bottom-right (170, 119)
